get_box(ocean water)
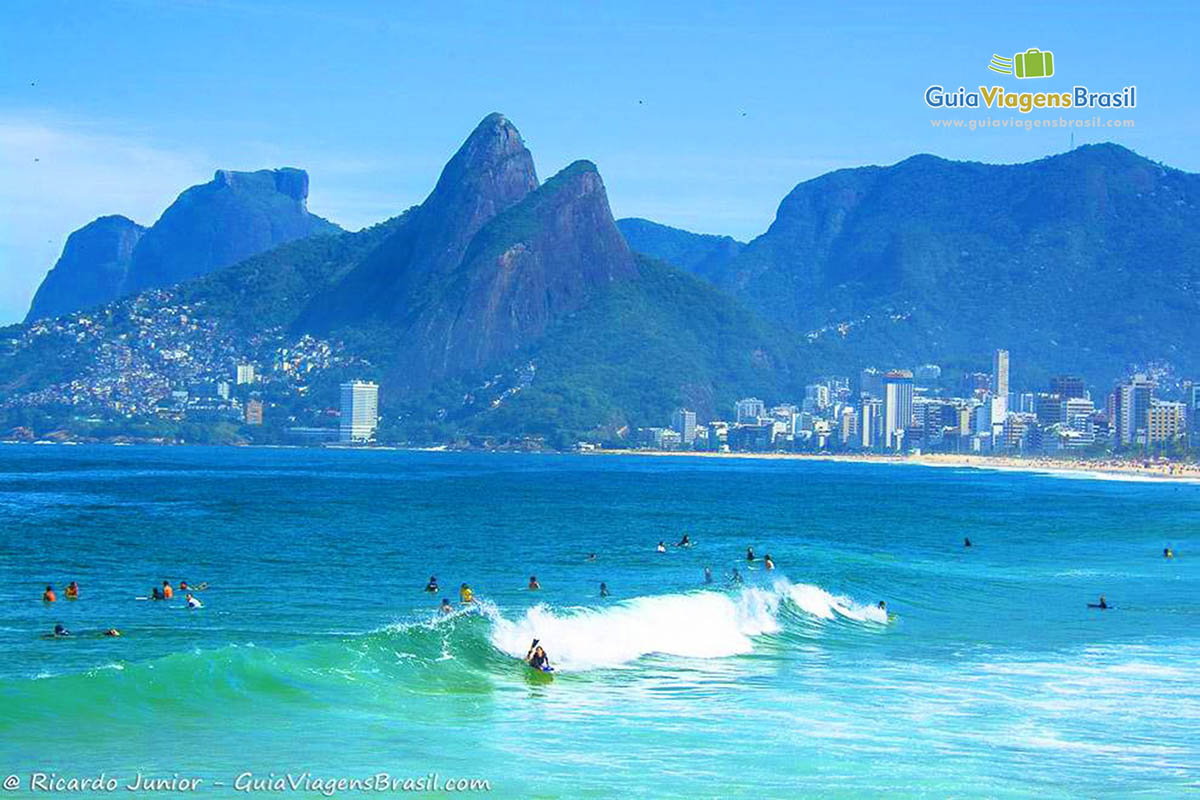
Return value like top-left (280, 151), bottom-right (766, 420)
top-left (0, 446), bottom-right (1196, 799)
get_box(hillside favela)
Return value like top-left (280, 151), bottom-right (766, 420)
top-left (3, 4), bottom-right (1198, 800)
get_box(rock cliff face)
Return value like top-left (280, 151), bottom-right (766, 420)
top-left (124, 167), bottom-right (340, 293)
top-left (396, 160), bottom-right (636, 383)
top-left (26, 216), bottom-right (146, 322)
top-left (300, 115), bottom-right (636, 388)
top-left (27, 168), bottom-right (340, 321)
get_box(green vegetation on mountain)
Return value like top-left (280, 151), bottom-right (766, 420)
top-left (616, 217), bottom-right (744, 281)
top-left (713, 144), bottom-right (1200, 386)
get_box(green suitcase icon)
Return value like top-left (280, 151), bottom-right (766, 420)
top-left (1014, 48), bottom-right (1054, 79)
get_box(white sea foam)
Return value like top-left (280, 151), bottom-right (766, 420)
top-left (487, 581), bottom-right (884, 671)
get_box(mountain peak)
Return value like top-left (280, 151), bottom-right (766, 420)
top-left (423, 114), bottom-right (539, 222)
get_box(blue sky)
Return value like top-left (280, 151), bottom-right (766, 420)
top-left (1, 0), bottom-right (1196, 323)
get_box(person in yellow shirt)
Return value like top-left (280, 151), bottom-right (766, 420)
top-left (459, 583), bottom-right (474, 604)
top-left (65, 581), bottom-right (79, 599)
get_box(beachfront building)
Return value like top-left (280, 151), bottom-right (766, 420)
top-left (1113, 374), bottom-right (1154, 446)
top-left (735, 397), bottom-right (765, 424)
top-left (671, 408), bottom-right (697, 445)
top-left (1148, 400), bottom-right (1185, 445)
top-left (992, 349), bottom-right (1010, 417)
top-left (339, 380), bottom-right (379, 443)
top-left (883, 370), bottom-right (914, 450)
top-left (235, 363), bottom-right (256, 385)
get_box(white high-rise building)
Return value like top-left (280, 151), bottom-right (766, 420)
top-left (235, 363), bottom-right (256, 385)
top-left (671, 408), bottom-right (697, 445)
top-left (992, 349), bottom-right (1009, 418)
top-left (883, 370), bottom-right (914, 450)
top-left (735, 397), bottom-right (765, 424)
top-left (339, 380), bottom-right (379, 443)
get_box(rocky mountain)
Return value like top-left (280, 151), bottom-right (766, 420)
top-left (25, 215), bottom-right (146, 322)
top-left (1, 113), bottom-right (813, 442)
top-left (616, 217), bottom-right (744, 281)
top-left (300, 114), bottom-right (640, 390)
top-left (26, 168), bottom-right (340, 322)
top-left (701, 143), bottom-right (1200, 385)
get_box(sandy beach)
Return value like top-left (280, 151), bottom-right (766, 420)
top-left (586, 448), bottom-right (1200, 483)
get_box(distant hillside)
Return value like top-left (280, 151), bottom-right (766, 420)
top-left (616, 218), bottom-right (744, 281)
top-left (710, 144), bottom-right (1200, 385)
top-left (0, 114), bottom-right (816, 443)
top-left (26, 168), bottom-right (341, 322)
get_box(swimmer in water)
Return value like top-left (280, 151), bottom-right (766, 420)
top-left (104, 628), bottom-right (121, 637)
top-left (161, 581), bottom-right (174, 600)
top-left (964, 537), bottom-right (972, 548)
top-left (1163, 547), bottom-right (1174, 559)
top-left (439, 598), bottom-right (453, 615)
top-left (677, 534), bottom-right (691, 547)
top-left (528, 575), bottom-right (541, 590)
top-left (53, 623), bottom-right (70, 637)
top-left (425, 575), bottom-right (439, 593)
top-left (65, 581), bottom-right (79, 599)
top-left (877, 600), bottom-right (887, 611)
top-left (656, 541), bottom-right (667, 553)
top-left (746, 547), bottom-right (755, 562)
top-left (704, 567), bottom-right (713, 584)
top-left (1095, 595), bottom-right (1108, 610)
top-left (151, 586), bottom-right (163, 601)
top-left (600, 582), bottom-right (609, 597)
top-left (460, 583), bottom-right (475, 604)
top-left (586, 553), bottom-right (597, 562)
top-left (185, 593), bottom-right (203, 610)
top-left (764, 554), bottom-right (775, 571)
top-left (43, 585), bottom-right (56, 603)
top-left (731, 567), bottom-right (743, 584)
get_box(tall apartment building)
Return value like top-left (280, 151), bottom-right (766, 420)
top-left (339, 380), bottom-right (379, 443)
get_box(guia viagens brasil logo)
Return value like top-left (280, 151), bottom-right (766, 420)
top-left (925, 49), bottom-right (1136, 113)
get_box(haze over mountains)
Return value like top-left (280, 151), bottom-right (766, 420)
top-left (26, 168), bottom-right (340, 322)
top-left (6, 114), bottom-right (1199, 441)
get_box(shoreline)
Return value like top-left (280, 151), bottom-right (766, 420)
top-left (585, 448), bottom-right (1200, 484)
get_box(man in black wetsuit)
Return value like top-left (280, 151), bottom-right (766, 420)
top-left (525, 639), bottom-right (551, 671)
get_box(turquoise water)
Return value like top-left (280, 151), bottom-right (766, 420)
top-left (0, 447), bottom-right (1197, 798)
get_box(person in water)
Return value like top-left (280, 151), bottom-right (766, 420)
top-left (964, 537), bottom-right (972, 548)
top-left (704, 567), bottom-right (713, 584)
top-left (877, 600), bottom-right (887, 611)
top-left (1096, 595), bottom-right (1108, 610)
top-left (185, 593), bottom-right (203, 610)
top-left (104, 628), bottom-right (121, 637)
top-left (425, 576), bottom-right (439, 593)
top-left (525, 640), bottom-right (551, 671)
top-left (65, 581), bottom-right (79, 599)
top-left (746, 547), bottom-right (756, 562)
top-left (43, 585), bottom-right (56, 603)
top-left (764, 554), bottom-right (776, 571)
top-left (151, 586), bottom-right (163, 601)
top-left (677, 534), bottom-right (691, 547)
top-left (730, 567), bottom-right (743, 584)
top-left (439, 598), bottom-right (453, 615)
top-left (53, 623), bottom-right (70, 637)
top-left (528, 575), bottom-right (541, 590)
top-left (600, 582), bottom-right (609, 597)
top-left (459, 583), bottom-right (475, 604)
top-left (586, 552), bottom-right (597, 562)
top-left (1163, 547), bottom-right (1174, 559)
top-left (161, 581), bottom-right (174, 600)
top-left (656, 541), bottom-right (667, 553)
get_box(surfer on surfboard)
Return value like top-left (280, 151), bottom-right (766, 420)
top-left (525, 639), bottom-right (552, 672)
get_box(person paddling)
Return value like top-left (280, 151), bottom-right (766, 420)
top-left (525, 639), bottom-right (551, 671)
top-left (42, 585), bottom-right (56, 603)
